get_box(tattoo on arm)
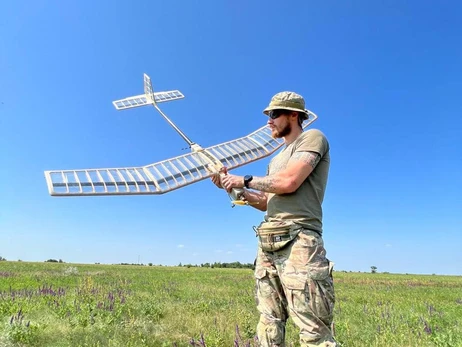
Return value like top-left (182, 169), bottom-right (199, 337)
top-left (291, 151), bottom-right (321, 169)
top-left (247, 152), bottom-right (321, 194)
top-left (250, 176), bottom-right (276, 193)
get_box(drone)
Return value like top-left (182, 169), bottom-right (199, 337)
top-left (44, 74), bottom-right (318, 207)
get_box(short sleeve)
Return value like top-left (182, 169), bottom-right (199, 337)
top-left (294, 129), bottom-right (329, 157)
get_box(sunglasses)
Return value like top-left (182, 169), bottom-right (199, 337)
top-left (268, 110), bottom-right (289, 119)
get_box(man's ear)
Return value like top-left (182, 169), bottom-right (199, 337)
top-left (293, 112), bottom-right (303, 127)
top-left (290, 111), bottom-right (299, 121)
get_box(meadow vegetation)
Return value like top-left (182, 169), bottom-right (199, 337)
top-left (0, 261), bottom-right (460, 346)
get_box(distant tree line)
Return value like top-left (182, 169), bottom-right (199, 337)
top-left (112, 262), bottom-right (255, 269)
top-left (178, 261), bottom-right (255, 270)
top-left (0, 257), bottom-right (66, 263)
top-left (0, 257), bottom-right (253, 270)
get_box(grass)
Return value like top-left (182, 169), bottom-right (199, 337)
top-left (0, 261), bottom-right (461, 346)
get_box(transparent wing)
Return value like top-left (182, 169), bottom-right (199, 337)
top-left (44, 151), bottom-right (218, 196)
top-left (44, 111), bottom-right (317, 196)
top-left (205, 111), bottom-right (317, 170)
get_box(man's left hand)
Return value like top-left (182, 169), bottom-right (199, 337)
top-left (221, 174), bottom-right (244, 192)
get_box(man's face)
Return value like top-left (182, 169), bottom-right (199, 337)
top-left (267, 110), bottom-right (293, 138)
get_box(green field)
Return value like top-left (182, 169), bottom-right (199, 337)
top-left (0, 261), bottom-right (460, 347)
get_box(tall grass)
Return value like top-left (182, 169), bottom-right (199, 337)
top-left (0, 262), bottom-right (460, 346)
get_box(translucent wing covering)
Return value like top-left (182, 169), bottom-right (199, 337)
top-left (44, 151), bottom-right (218, 196)
top-left (112, 91), bottom-right (184, 110)
top-left (44, 112), bottom-right (317, 196)
top-left (205, 112), bottom-right (316, 170)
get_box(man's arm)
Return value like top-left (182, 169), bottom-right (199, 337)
top-left (221, 151), bottom-right (321, 195)
top-left (241, 190), bottom-right (268, 212)
top-left (249, 151), bottom-right (320, 194)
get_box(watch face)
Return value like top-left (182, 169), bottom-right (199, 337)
top-left (244, 175), bottom-right (253, 188)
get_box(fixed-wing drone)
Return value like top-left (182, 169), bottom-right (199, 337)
top-left (44, 74), bottom-right (318, 206)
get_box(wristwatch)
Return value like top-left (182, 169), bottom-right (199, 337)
top-left (244, 175), bottom-right (253, 188)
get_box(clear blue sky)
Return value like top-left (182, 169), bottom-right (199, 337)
top-left (1, 1), bottom-right (460, 275)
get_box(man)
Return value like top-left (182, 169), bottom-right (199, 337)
top-left (211, 92), bottom-right (336, 347)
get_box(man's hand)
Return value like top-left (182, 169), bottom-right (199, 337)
top-left (221, 174), bottom-right (244, 192)
top-left (210, 173), bottom-right (224, 189)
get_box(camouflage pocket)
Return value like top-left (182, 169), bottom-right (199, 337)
top-left (254, 266), bottom-right (267, 281)
top-left (254, 267), bottom-right (273, 298)
top-left (307, 261), bottom-right (335, 321)
top-left (255, 220), bottom-right (302, 252)
top-left (282, 232), bottom-right (335, 323)
top-left (308, 260), bottom-right (331, 281)
top-left (283, 262), bottom-right (335, 321)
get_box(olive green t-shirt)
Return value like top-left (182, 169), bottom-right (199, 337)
top-left (265, 129), bottom-right (330, 234)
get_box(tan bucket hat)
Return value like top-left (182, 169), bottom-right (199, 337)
top-left (263, 91), bottom-right (309, 120)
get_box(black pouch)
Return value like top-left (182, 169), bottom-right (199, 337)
top-left (254, 220), bottom-right (302, 252)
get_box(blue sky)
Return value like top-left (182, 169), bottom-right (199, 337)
top-left (1, 1), bottom-right (460, 275)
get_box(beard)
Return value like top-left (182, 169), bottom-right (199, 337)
top-left (271, 122), bottom-right (292, 139)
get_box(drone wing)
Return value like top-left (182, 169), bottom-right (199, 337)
top-left (44, 151), bottom-right (218, 196)
top-left (204, 113), bottom-right (316, 170)
top-left (44, 113), bottom-right (317, 196)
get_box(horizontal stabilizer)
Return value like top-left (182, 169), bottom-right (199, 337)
top-left (112, 90), bottom-right (184, 110)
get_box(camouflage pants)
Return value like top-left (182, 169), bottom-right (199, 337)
top-left (254, 230), bottom-right (336, 347)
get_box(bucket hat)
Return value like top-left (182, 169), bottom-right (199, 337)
top-left (263, 91), bottom-right (309, 120)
